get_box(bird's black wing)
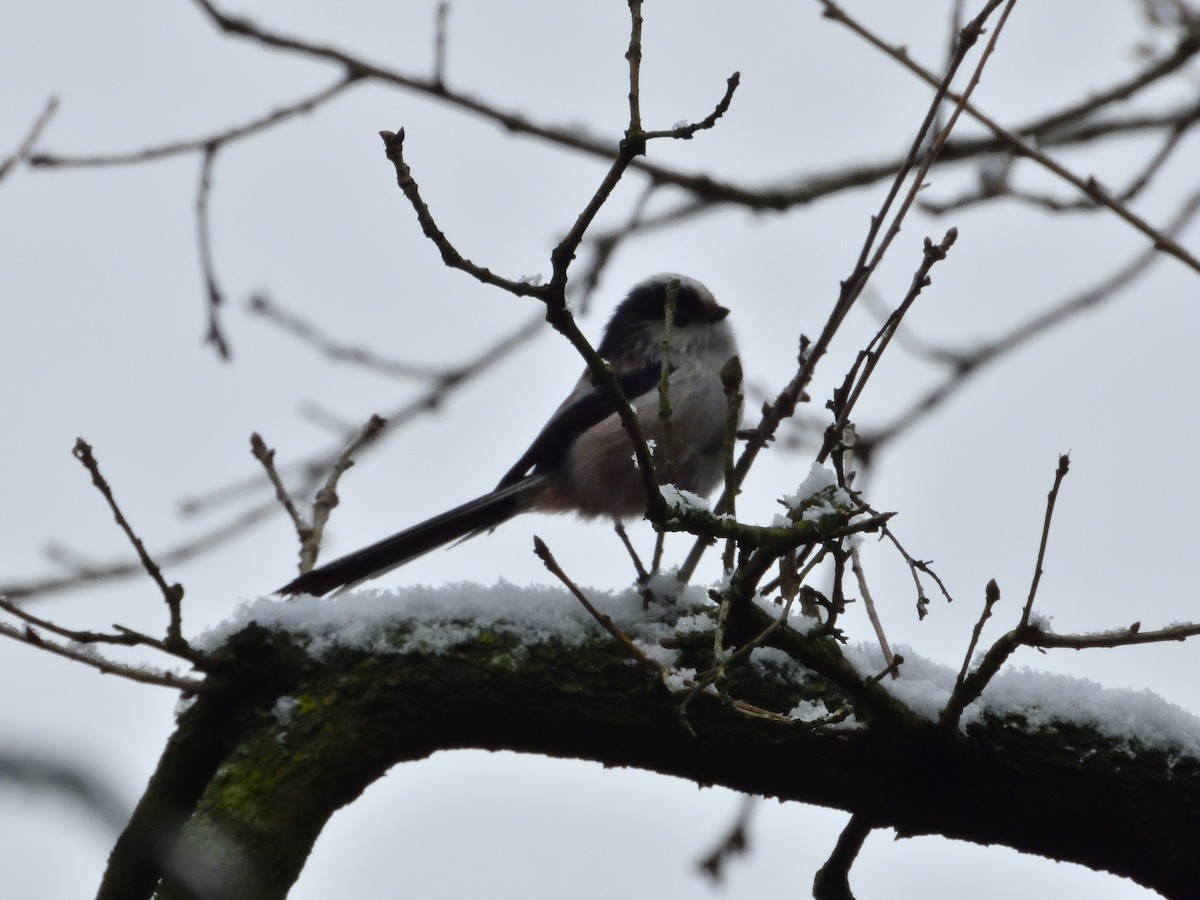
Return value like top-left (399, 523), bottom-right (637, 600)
top-left (495, 362), bottom-right (664, 489)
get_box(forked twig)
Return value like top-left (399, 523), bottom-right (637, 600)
top-left (71, 439), bottom-right (188, 649)
top-left (940, 455), bottom-right (1071, 732)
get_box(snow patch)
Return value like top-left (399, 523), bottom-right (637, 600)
top-left (847, 644), bottom-right (1200, 760)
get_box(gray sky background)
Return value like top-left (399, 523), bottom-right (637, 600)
top-left (3, 1), bottom-right (1198, 897)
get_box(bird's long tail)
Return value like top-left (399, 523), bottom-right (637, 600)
top-left (276, 477), bottom-right (543, 597)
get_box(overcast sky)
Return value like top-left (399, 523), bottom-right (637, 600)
top-left (3, 1), bottom-right (1199, 898)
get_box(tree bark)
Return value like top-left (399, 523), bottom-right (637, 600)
top-left (102, 617), bottom-right (1200, 899)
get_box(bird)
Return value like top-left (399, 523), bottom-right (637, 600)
top-left (277, 273), bottom-right (739, 597)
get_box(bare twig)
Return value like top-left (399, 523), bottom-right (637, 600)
top-left (1019, 454), bottom-right (1071, 628)
top-left (248, 294), bottom-right (447, 379)
top-left (940, 455), bottom-right (1070, 732)
top-left (820, 1), bottom-right (1200, 276)
top-left (850, 548), bottom-right (895, 679)
top-left (195, 144), bottom-right (230, 359)
top-left (0, 96), bottom-right (57, 182)
top-left (922, 101), bottom-right (1200, 214)
top-left (533, 536), bottom-right (663, 672)
top-left (882, 517), bottom-right (954, 611)
top-left (682, 3), bottom-right (1005, 582)
top-left (6, 309), bottom-right (545, 602)
top-left (1025, 620), bottom-right (1200, 649)
top-left (696, 794), bottom-right (756, 883)
top-left (574, 182), bottom-right (659, 314)
top-left (612, 522), bottom-right (650, 583)
top-left (380, 128), bottom-right (543, 297)
top-left (30, 76), bottom-right (359, 169)
top-left (625, 0), bottom-right (644, 134)
top-left (0, 593), bottom-right (206, 679)
top-left (294, 414), bottom-right (387, 574)
top-left (71, 439), bottom-right (188, 649)
top-left (819, 228), bottom-right (959, 464)
top-left (2, 501), bottom-right (278, 602)
top-left (250, 433), bottom-right (306, 535)
top-left (0, 621), bottom-right (204, 692)
top-left (953, 578), bottom-right (1001, 693)
top-left (867, 185), bottom-right (1200, 449)
top-left (432, 2), bottom-right (449, 88)
top-left (681, 545), bottom-right (831, 717)
top-left (0, 751), bottom-right (129, 833)
top-left (657, 278), bottom-right (679, 483)
top-left (720, 355), bottom-right (745, 573)
top-left (642, 72), bottom-right (741, 141)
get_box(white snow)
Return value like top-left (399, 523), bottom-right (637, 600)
top-left (781, 462), bottom-right (856, 524)
top-left (199, 579), bottom-right (716, 662)
top-left (788, 699), bottom-right (828, 722)
top-left (659, 483), bottom-right (712, 513)
top-left (199, 581), bottom-right (1200, 762)
top-left (846, 643), bottom-right (1200, 761)
top-left (272, 696), bottom-right (299, 724)
top-left (784, 462), bottom-right (852, 508)
top-left (749, 645), bottom-right (813, 684)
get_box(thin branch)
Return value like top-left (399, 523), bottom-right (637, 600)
top-left (0, 621), bottom-right (204, 692)
top-left (625, 0), bottom-right (644, 135)
top-left (574, 181), bottom-right (659, 314)
top-left (642, 72), bottom-right (741, 141)
top-left (2, 497), bottom-right (277, 602)
top-left (71, 439), bottom-right (188, 648)
top-left (922, 101), bottom-right (1200, 214)
top-left (30, 75), bottom-right (359, 168)
top-left (720, 355), bottom-right (745, 573)
top-left (682, 2), bottom-right (1005, 581)
top-left (38, 0), bottom-right (1195, 231)
top-left (0, 751), bottom-right (129, 833)
top-left (1025, 620), bottom-right (1200, 649)
top-left (535, 9), bottom-right (743, 528)
top-left (681, 546), bottom-right (832, 717)
top-left (0, 96), bottom-right (57, 182)
top-left (851, 547), bottom-right (895, 679)
top-left (657, 278), bottom-right (679, 484)
top-left (696, 794), bottom-right (756, 883)
top-left (432, 2), bottom-right (449, 89)
top-left (940, 455), bottom-right (1071, 732)
top-left (196, 144), bottom-right (229, 359)
top-left (820, 0), bottom-right (1200, 276)
top-left (6, 309), bottom-right (544, 602)
top-left (250, 433), bottom-right (306, 536)
top-left (1019, 453), bottom-right (1071, 629)
top-left (884, 517), bottom-right (954, 611)
top-left (532, 536), bottom-right (663, 672)
top-left (248, 294), bottom-right (447, 379)
top-left (819, 228), bottom-right (959, 463)
top-left (295, 414), bottom-right (387, 574)
top-left (379, 128), bottom-right (545, 297)
top-left (183, 0), bottom-right (759, 208)
top-left (0, 597), bottom-right (207, 674)
top-left (953, 578), bottom-right (1001, 694)
top-left (612, 522), bottom-right (650, 583)
top-left (867, 184), bottom-right (1200, 449)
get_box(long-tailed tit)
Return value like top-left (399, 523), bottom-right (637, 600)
top-left (277, 273), bottom-right (739, 597)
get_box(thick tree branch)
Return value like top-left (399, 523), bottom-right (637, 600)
top-left (120, 615), bottom-right (1200, 900)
